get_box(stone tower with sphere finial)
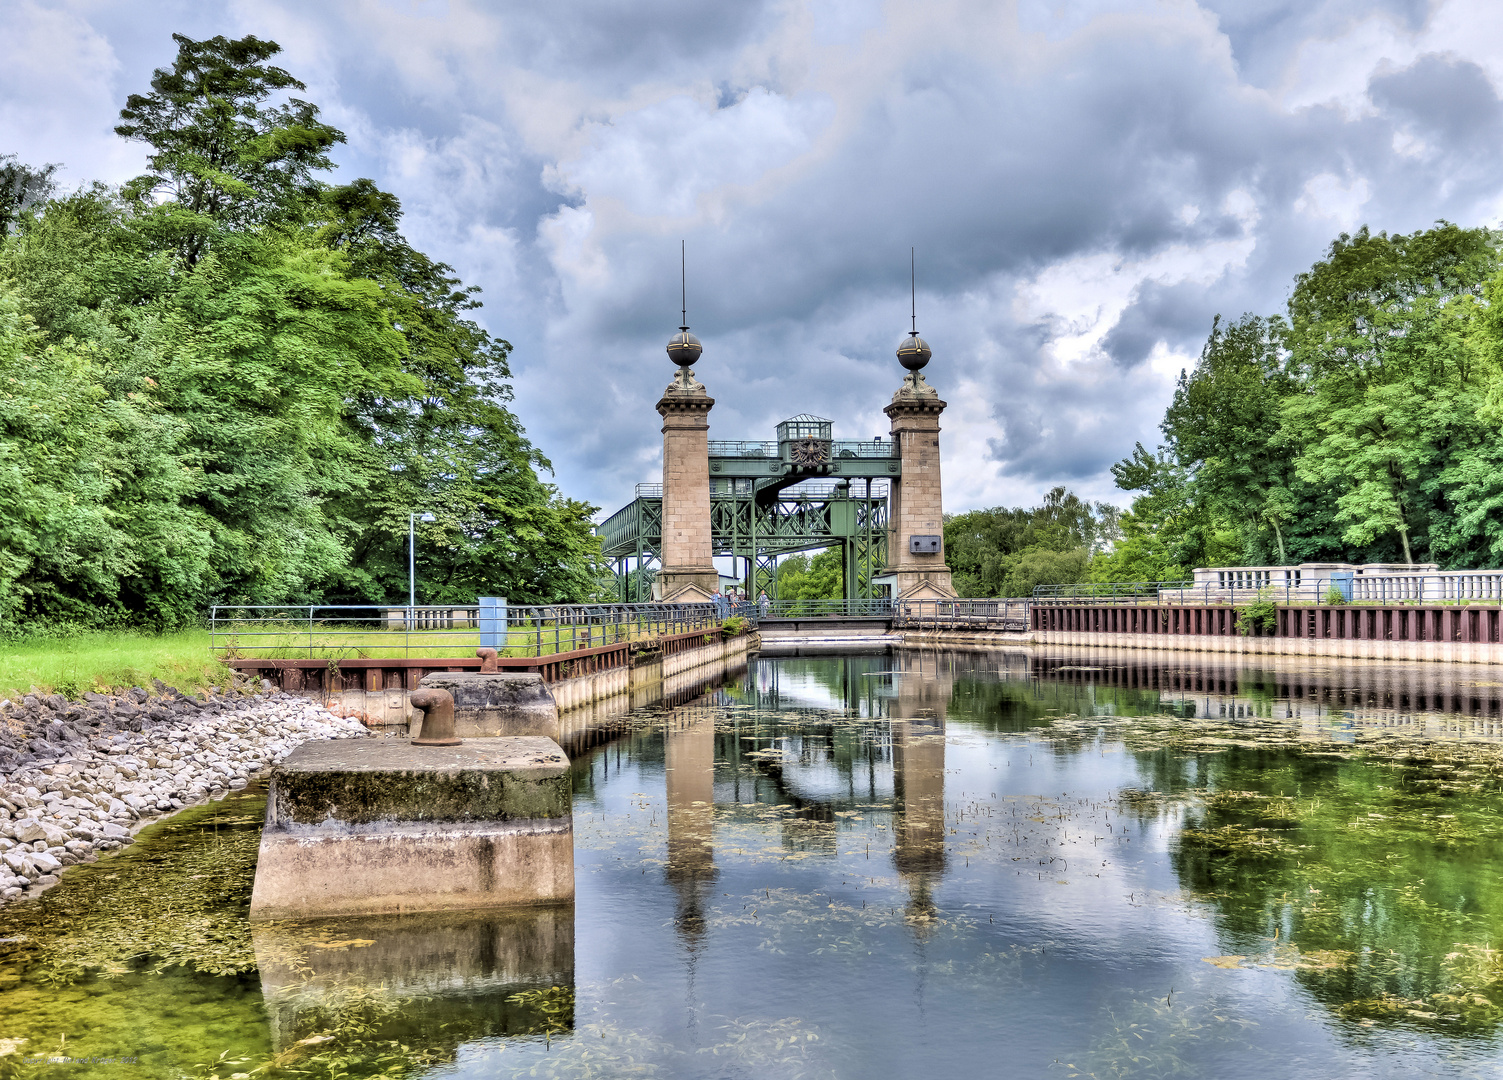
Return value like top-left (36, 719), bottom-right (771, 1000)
top-left (881, 255), bottom-right (956, 599)
top-left (654, 247), bottom-right (720, 600)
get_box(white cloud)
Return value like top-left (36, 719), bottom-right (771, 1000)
top-left (1294, 172), bottom-right (1372, 230)
top-left (0, 0), bottom-right (136, 188)
top-left (554, 88), bottom-right (836, 220)
top-left (8, 0), bottom-right (1503, 521)
top-left (1012, 201), bottom-right (1257, 370)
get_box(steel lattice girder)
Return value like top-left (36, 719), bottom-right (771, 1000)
top-left (599, 494), bottom-right (884, 557)
top-left (598, 491), bottom-right (889, 601)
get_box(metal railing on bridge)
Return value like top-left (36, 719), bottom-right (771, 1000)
top-left (1034, 573), bottom-right (1503, 606)
top-left (756, 596), bottom-right (1032, 631)
top-left (893, 598), bottom-right (1030, 631)
top-left (706, 439), bottom-right (899, 459)
top-left (759, 597), bottom-right (895, 618)
top-left (1033, 581), bottom-right (1194, 603)
top-left (210, 602), bottom-right (749, 660)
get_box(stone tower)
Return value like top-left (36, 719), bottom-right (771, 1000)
top-left (656, 324), bottom-right (720, 600)
top-left (882, 330), bottom-right (956, 599)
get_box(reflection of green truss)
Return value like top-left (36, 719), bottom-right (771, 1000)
top-left (598, 415), bottom-right (898, 602)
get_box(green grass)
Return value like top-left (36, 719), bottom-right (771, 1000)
top-left (216, 619), bottom-right (710, 661)
top-left (0, 630), bottom-right (230, 699)
top-left (0, 615), bottom-right (728, 700)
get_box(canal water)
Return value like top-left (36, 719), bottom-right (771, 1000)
top-left (5, 646), bottom-right (1503, 1078)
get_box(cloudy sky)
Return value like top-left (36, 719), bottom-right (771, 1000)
top-left (6, 0), bottom-right (1503, 521)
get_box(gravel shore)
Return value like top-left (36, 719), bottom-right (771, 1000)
top-left (0, 683), bottom-right (368, 905)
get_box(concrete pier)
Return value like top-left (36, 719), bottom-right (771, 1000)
top-left (249, 737), bottom-right (574, 920)
top-left (416, 672), bottom-right (559, 738)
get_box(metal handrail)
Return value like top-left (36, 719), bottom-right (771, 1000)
top-left (760, 597), bottom-right (895, 618)
top-left (892, 598), bottom-right (1031, 630)
top-left (209, 601), bottom-right (750, 660)
top-left (1033, 574), bottom-right (1503, 606)
top-left (708, 441), bottom-right (778, 456)
top-left (830, 440), bottom-right (898, 458)
top-left (706, 439), bottom-right (899, 459)
top-left (1032, 580), bottom-right (1192, 600)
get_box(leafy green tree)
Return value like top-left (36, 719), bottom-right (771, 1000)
top-left (944, 486), bottom-right (1118, 596)
top-left (1115, 221), bottom-right (1503, 574)
top-left (944, 505), bottom-right (1035, 596)
top-left (773, 549), bottom-right (844, 606)
top-left (1283, 224), bottom-right (1498, 565)
top-left (1093, 443), bottom-right (1235, 581)
top-left (1162, 315), bottom-right (1309, 564)
top-left (0, 288), bottom-right (206, 629)
top-left (116, 33), bottom-right (344, 263)
top-left (314, 178), bottom-right (604, 604)
top-left (0, 32), bottom-right (605, 628)
top-left (1001, 547), bottom-right (1090, 597)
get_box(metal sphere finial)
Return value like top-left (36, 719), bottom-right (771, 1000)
top-left (897, 332), bottom-right (931, 371)
top-left (668, 327), bottom-right (702, 367)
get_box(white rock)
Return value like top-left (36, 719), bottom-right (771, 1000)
top-left (15, 818), bottom-right (69, 847)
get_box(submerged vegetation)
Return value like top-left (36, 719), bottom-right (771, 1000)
top-left (8, 654), bottom-right (1503, 1076)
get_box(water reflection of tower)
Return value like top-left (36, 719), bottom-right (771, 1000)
top-left (665, 703), bottom-right (718, 947)
top-left (891, 650), bottom-right (951, 926)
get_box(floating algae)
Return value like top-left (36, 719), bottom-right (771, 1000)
top-left (0, 787), bottom-right (268, 987)
top-left (10, 649), bottom-right (1503, 1078)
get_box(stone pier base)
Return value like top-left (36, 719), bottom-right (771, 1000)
top-left (249, 738), bottom-right (574, 920)
top-left (415, 672), bottom-right (559, 738)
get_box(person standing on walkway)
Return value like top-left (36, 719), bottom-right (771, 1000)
top-left (712, 587), bottom-right (729, 618)
top-left (758, 590), bottom-right (770, 617)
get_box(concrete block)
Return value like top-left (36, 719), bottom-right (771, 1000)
top-left (250, 738), bottom-right (574, 920)
top-left (417, 672), bottom-right (559, 738)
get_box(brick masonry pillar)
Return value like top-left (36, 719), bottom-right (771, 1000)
top-left (657, 383), bottom-right (719, 600)
top-left (883, 384), bottom-right (955, 599)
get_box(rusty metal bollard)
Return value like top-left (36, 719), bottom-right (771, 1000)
top-left (477, 647), bottom-right (499, 674)
top-left (410, 688), bottom-right (461, 746)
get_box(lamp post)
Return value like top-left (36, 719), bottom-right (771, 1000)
top-left (409, 511), bottom-right (436, 615)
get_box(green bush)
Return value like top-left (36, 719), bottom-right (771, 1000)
top-left (1239, 589), bottom-right (1278, 636)
top-left (1324, 585), bottom-right (1349, 605)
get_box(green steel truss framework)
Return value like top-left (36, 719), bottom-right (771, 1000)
top-left (597, 415), bottom-right (899, 602)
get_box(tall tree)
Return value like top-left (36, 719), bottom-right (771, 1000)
top-left (1093, 443), bottom-right (1235, 582)
top-left (1162, 315), bottom-right (1304, 563)
top-left (314, 178), bottom-right (603, 604)
top-left (943, 486), bottom-right (1118, 596)
top-left (0, 32), bottom-right (604, 628)
top-left (1282, 224), bottom-right (1498, 565)
top-left (115, 33), bottom-right (344, 263)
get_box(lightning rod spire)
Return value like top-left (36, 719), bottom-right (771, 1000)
top-left (911, 246), bottom-right (917, 335)
top-left (666, 240), bottom-right (703, 380)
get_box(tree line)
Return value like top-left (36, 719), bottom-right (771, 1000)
top-left (941, 222), bottom-right (1503, 597)
top-left (1098, 221), bottom-right (1503, 582)
top-left (0, 34), bottom-right (602, 633)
